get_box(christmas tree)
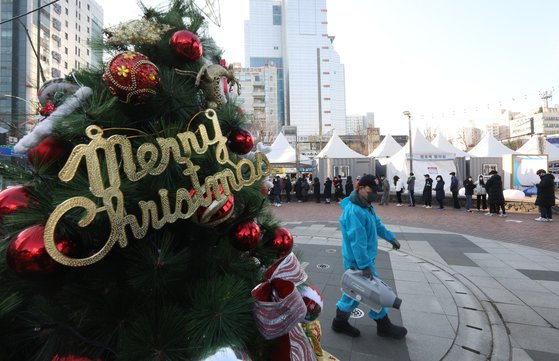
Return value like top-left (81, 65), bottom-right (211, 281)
top-left (0, 2), bottom-right (324, 360)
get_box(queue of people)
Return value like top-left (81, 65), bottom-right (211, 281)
top-left (265, 169), bottom-right (555, 221)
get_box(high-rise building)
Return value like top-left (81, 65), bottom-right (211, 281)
top-left (0, 0), bottom-right (103, 141)
top-left (510, 108), bottom-right (559, 141)
top-left (245, 0), bottom-right (346, 137)
top-left (486, 123), bottom-right (510, 141)
top-left (232, 63), bottom-right (279, 144)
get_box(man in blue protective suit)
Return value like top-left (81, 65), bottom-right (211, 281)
top-left (332, 174), bottom-right (408, 339)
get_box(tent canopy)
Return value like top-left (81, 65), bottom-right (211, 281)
top-left (468, 134), bottom-right (517, 157)
top-left (517, 136), bottom-right (559, 162)
top-left (431, 134), bottom-right (470, 157)
top-left (368, 134), bottom-right (402, 158)
top-left (315, 132), bottom-right (366, 159)
top-left (383, 129), bottom-right (457, 192)
top-left (266, 133), bottom-right (311, 165)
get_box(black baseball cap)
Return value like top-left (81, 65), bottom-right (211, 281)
top-left (359, 174), bottom-right (377, 189)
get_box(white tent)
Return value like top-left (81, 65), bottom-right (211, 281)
top-left (431, 134), bottom-right (470, 157)
top-left (266, 132), bottom-right (311, 165)
top-left (368, 135), bottom-right (402, 158)
top-left (315, 133), bottom-right (366, 158)
top-left (468, 134), bottom-right (517, 157)
top-left (517, 136), bottom-right (559, 162)
top-left (384, 129), bottom-right (456, 192)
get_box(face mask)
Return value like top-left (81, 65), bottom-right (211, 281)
top-left (366, 191), bottom-right (376, 203)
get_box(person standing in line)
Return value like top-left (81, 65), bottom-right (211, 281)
top-left (534, 169), bottom-right (555, 222)
top-left (379, 175), bottom-right (390, 206)
top-left (422, 174), bottom-right (433, 208)
top-left (334, 175), bottom-right (344, 202)
top-left (331, 174), bottom-right (407, 340)
top-left (485, 170), bottom-right (506, 217)
top-left (393, 175), bottom-right (404, 206)
top-left (283, 176), bottom-right (292, 203)
top-left (463, 175), bottom-right (475, 212)
top-left (345, 175), bottom-right (354, 197)
top-left (301, 175), bottom-right (310, 202)
top-left (313, 176), bottom-right (321, 203)
top-left (294, 177), bottom-right (303, 202)
top-left (474, 175), bottom-right (487, 212)
top-left (406, 172), bottom-right (416, 207)
top-left (272, 176), bottom-right (282, 207)
top-left (435, 175), bottom-right (445, 209)
top-left (324, 177), bottom-right (333, 204)
top-left (450, 172), bottom-right (460, 209)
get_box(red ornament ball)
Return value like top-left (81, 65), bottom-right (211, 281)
top-left (6, 225), bottom-right (75, 274)
top-left (0, 186), bottom-right (30, 216)
top-left (103, 51), bottom-right (160, 104)
top-left (189, 184), bottom-right (234, 227)
top-left (270, 227), bottom-right (294, 257)
top-left (228, 129), bottom-right (254, 154)
top-left (169, 30), bottom-right (203, 61)
top-left (27, 136), bottom-right (73, 168)
top-left (231, 220), bottom-right (262, 251)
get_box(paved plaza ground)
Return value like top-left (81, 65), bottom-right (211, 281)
top-left (270, 200), bottom-right (559, 361)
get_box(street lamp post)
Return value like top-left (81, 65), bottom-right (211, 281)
top-left (403, 111), bottom-right (413, 173)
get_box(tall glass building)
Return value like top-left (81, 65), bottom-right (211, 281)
top-left (0, 0), bottom-right (103, 142)
top-left (245, 0), bottom-right (346, 137)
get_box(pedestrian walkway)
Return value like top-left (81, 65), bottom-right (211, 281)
top-left (285, 221), bottom-right (559, 361)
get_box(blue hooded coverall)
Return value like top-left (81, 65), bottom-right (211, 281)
top-left (335, 190), bottom-right (396, 320)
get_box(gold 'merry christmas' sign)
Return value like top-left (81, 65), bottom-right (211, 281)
top-left (44, 109), bottom-right (271, 267)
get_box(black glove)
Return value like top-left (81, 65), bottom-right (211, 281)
top-left (391, 239), bottom-right (401, 250)
top-left (361, 267), bottom-right (373, 280)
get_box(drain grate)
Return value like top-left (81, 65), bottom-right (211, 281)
top-left (316, 263), bottom-right (330, 270)
top-left (325, 249), bottom-right (337, 254)
top-left (350, 308), bottom-right (365, 319)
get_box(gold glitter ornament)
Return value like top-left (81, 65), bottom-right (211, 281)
top-left (43, 109), bottom-right (271, 267)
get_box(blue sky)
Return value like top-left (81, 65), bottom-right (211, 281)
top-left (98, 0), bottom-right (559, 136)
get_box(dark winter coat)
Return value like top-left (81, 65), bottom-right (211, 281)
top-left (450, 175), bottom-right (459, 193)
top-left (423, 177), bottom-right (433, 198)
top-left (283, 178), bottom-right (292, 193)
top-left (435, 179), bottom-right (445, 201)
top-left (324, 178), bottom-right (332, 198)
top-left (464, 178), bottom-right (475, 196)
top-left (407, 175), bottom-right (416, 192)
top-left (485, 174), bottom-right (505, 205)
top-left (272, 178), bottom-right (282, 196)
top-left (535, 173), bottom-right (556, 207)
top-left (313, 177), bottom-right (321, 195)
top-left (345, 176), bottom-right (354, 196)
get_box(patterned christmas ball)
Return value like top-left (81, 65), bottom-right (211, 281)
top-left (27, 136), bottom-right (73, 168)
top-left (189, 184), bottom-right (234, 227)
top-left (103, 51), bottom-right (160, 104)
top-left (6, 225), bottom-right (75, 274)
top-left (228, 129), bottom-right (254, 154)
top-left (0, 186), bottom-right (30, 216)
top-left (270, 227), bottom-right (294, 258)
top-left (231, 220), bottom-right (262, 251)
top-left (299, 284), bottom-right (323, 322)
top-left (169, 30), bottom-right (203, 61)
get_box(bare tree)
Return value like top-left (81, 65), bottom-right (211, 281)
top-left (423, 125), bottom-right (437, 142)
top-left (247, 112), bottom-right (277, 145)
top-left (455, 127), bottom-right (483, 151)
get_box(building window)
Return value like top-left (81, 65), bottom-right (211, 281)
top-left (65, 8), bottom-right (68, 15)
top-left (273, 46), bottom-right (278, 50)
top-left (87, 49), bottom-right (89, 55)
top-left (65, 20), bottom-right (68, 27)
top-left (64, 61), bottom-right (68, 69)
top-left (272, 5), bottom-right (281, 25)
top-left (65, 32), bottom-right (68, 40)
top-left (64, 47), bottom-right (68, 54)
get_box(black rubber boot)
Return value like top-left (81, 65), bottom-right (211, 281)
top-left (331, 308), bottom-right (360, 337)
top-left (375, 315), bottom-right (407, 339)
